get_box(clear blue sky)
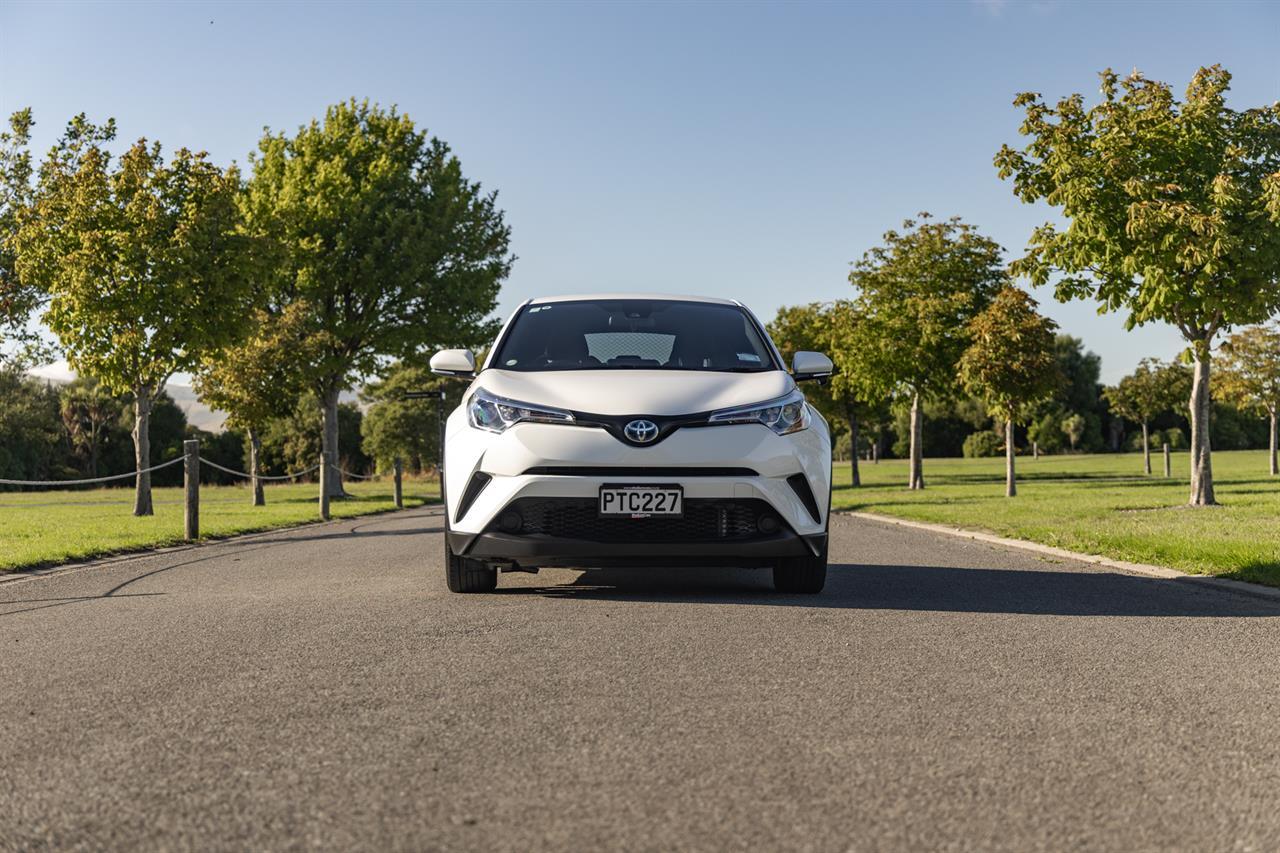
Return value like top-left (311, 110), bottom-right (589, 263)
top-left (3, 0), bottom-right (1277, 382)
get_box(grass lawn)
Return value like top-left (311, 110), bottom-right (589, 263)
top-left (0, 478), bottom-right (439, 572)
top-left (832, 449), bottom-right (1280, 588)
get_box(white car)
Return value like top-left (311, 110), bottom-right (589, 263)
top-left (430, 294), bottom-right (834, 594)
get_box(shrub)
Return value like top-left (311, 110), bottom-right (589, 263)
top-left (963, 430), bottom-right (1004, 458)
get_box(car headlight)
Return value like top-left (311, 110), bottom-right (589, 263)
top-left (467, 387), bottom-right (575, 433)
top-left (707, 389), bottom-right (810, 435)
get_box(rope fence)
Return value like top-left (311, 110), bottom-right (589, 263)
top-left (200, 459), bottom-right (324, 482)
top-left (335, 467), bottom-right (381, 481)
top-left (3, 443), bottom-right (416, 541)
top-left (0, 456), bottom-right (185, 487)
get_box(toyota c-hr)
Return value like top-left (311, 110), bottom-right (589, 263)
top-left (430, 294), bottom-right (834, 594)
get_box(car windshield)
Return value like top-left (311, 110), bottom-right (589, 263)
top-left (492, 299), bottom-right (778, 372)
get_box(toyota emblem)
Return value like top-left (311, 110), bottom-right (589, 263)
top-left (623, 419), bottom-right (659, 444)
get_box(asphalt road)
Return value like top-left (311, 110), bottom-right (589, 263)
top-left (2, 508), bottom-right (1278, 852)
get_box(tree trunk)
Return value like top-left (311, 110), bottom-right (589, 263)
top-left (1005, 418), bottom-right (1016, 498)
top-left (847, 407), bottom-right (861, 488)
top-left (1269, 407), bottom-right (1278, 477)
top-left (321, 386), bottom-right (346, 498)
top-left (871, 436), bottom-right (879, 464)
top-left (1188, 347), bottom-right (1215, 506)
top-left (132, 385), bottom-right (153, 517)
top-left (908, 392), bottom-right (925, 490)
top-left (1142, 421), bottom-right (1151, 476)
top-left (249, 426), bottom-right (265, 506)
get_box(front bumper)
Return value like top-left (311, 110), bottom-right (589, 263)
top-left (449, 492), bottom-right (826, 568)
top-left (449, 529), bottom-right (827, 569)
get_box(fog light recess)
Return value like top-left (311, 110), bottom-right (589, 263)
top-left (499, 511), bottom-right (524, 533)
top-left (757, 515), bottom-right (780, 534)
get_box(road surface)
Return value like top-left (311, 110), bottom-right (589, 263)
top-left (2, 508), bottom-right (1278, 851)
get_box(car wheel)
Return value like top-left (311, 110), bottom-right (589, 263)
top-left (772, 535), bottom-right (827, 594)
top-left (444, 515), bottom-right (497, 593)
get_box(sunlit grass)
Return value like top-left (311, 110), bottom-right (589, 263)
top-left (0, 478), bottom-right (440, 572)
top-left (832, 449), bottom-right (1280, 588)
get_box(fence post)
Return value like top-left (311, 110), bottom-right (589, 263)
top-left (184, 439), bottom-right (200, 541)
top-left (319, 452), bottom-right (331, 521)
top-left (1163, 443), bottom-right (1171, 478)
top-left (393, 457), bottom-right (404, 509)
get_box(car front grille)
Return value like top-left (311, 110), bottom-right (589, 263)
top-left (490, 497), bottom-right (780, 542)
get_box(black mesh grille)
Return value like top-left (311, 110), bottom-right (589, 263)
top-left (492, 497), bottom-right (778, 543)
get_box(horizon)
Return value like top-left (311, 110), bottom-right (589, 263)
top-left (4, 0), bottom-right (1278, 385)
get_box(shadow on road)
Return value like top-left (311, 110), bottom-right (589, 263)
top-left (500, 563), bottom-right (1280, 617)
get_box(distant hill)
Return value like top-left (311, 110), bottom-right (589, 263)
top-left (165, 384), bottom-right (227, 432)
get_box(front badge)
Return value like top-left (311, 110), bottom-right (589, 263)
top-left (623, 419), bottom-right (659, 444)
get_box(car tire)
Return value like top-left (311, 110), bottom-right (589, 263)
top-left (772, 535), bottom-right (828, 594)
top-left (444, 515), bottom-right (497, 594)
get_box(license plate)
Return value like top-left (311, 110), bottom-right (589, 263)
top-left (598, 484), bottom-right (683, 518)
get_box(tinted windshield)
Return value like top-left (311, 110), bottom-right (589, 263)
top-left (492, 299), bottom-right (778, 372)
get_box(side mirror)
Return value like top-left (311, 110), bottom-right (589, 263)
top-left (792, 351), bottom-right (833, 382)
top-left (430, 348), bottom-right (477, 379)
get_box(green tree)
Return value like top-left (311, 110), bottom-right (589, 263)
top-left (258, 396), bottom-right (370, 478)
top-left (1104, 359), bottom-right (1191, 475)
top-left (996, 65), bottom-right (1280, 505)
top-left (193, 304), bottom-right (316, 504)
top-left (0, 366), bottom-right (63, 483)
top-left (58, 377), bottom-right (123, 478)
top-left (958, 287), bottom-right (1061, 496)
top-left (768, 300), bottom-right (884, 486)
top-left (1217, 324), bottom-right (1280, 475)
top-left (962, 430), bottom-right (1004, 459)
top-left (242, 99), bottom-right (512, 497)
top-left (1061, 413), bottom-right (1086, 452)
top-left (0, 108), bottom-right (48, 368)
top-left (360, 363), bottom-right (462, 474)
top-left (848, 214), bottom-right (1005, 489)
top-left (13, 115), bottom-right (251, 514)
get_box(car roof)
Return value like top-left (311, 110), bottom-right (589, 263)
top-left (526, 293), bottom-right (740, 307)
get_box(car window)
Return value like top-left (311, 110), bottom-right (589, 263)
top-left (493, 299), bottom-right (777, 372)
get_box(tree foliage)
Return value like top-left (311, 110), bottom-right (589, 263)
top-left (1218, 323), bottom-right (1280, 475)
top-left (193, 304), bottom-right (316, 434)
top-left (0, 108), bottom-right (54, 368)
top-left (1217, 324), bottom-right (1280, 418)
top-left (848, 214), bottom-right (1007, 402)
top-left (1061, 413), bottom-right (1086, 451)
top-left (242, 99), bottom-right (513, 494)
top-left (257, 396), bottom-right (371, 476)
top-left (848, 214), bottom-right (1005, 487)
top-left (1104, 359), bottom-right (1191, 427)
top-left (0, 366), bottom-right (62, 482)
top-left (16, 116), bottom-right (251, 396)
top-left (958, 287), bottom-right (1061, 425)
top-left (58, 376), bottom-right (122, 478)
top-left (12, 112), bottom-right (252, 512)
top-left (12, 114), bottom-right (252, 512)
top-left (360, 363), bottom-right (463, 473)
top-left (995, 65), bottom-right (1280, 332)
top-left (995, 65), bottom-right (1280, 504)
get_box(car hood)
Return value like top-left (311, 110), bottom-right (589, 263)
top-left (474, 369), bottom-right (796, 417)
